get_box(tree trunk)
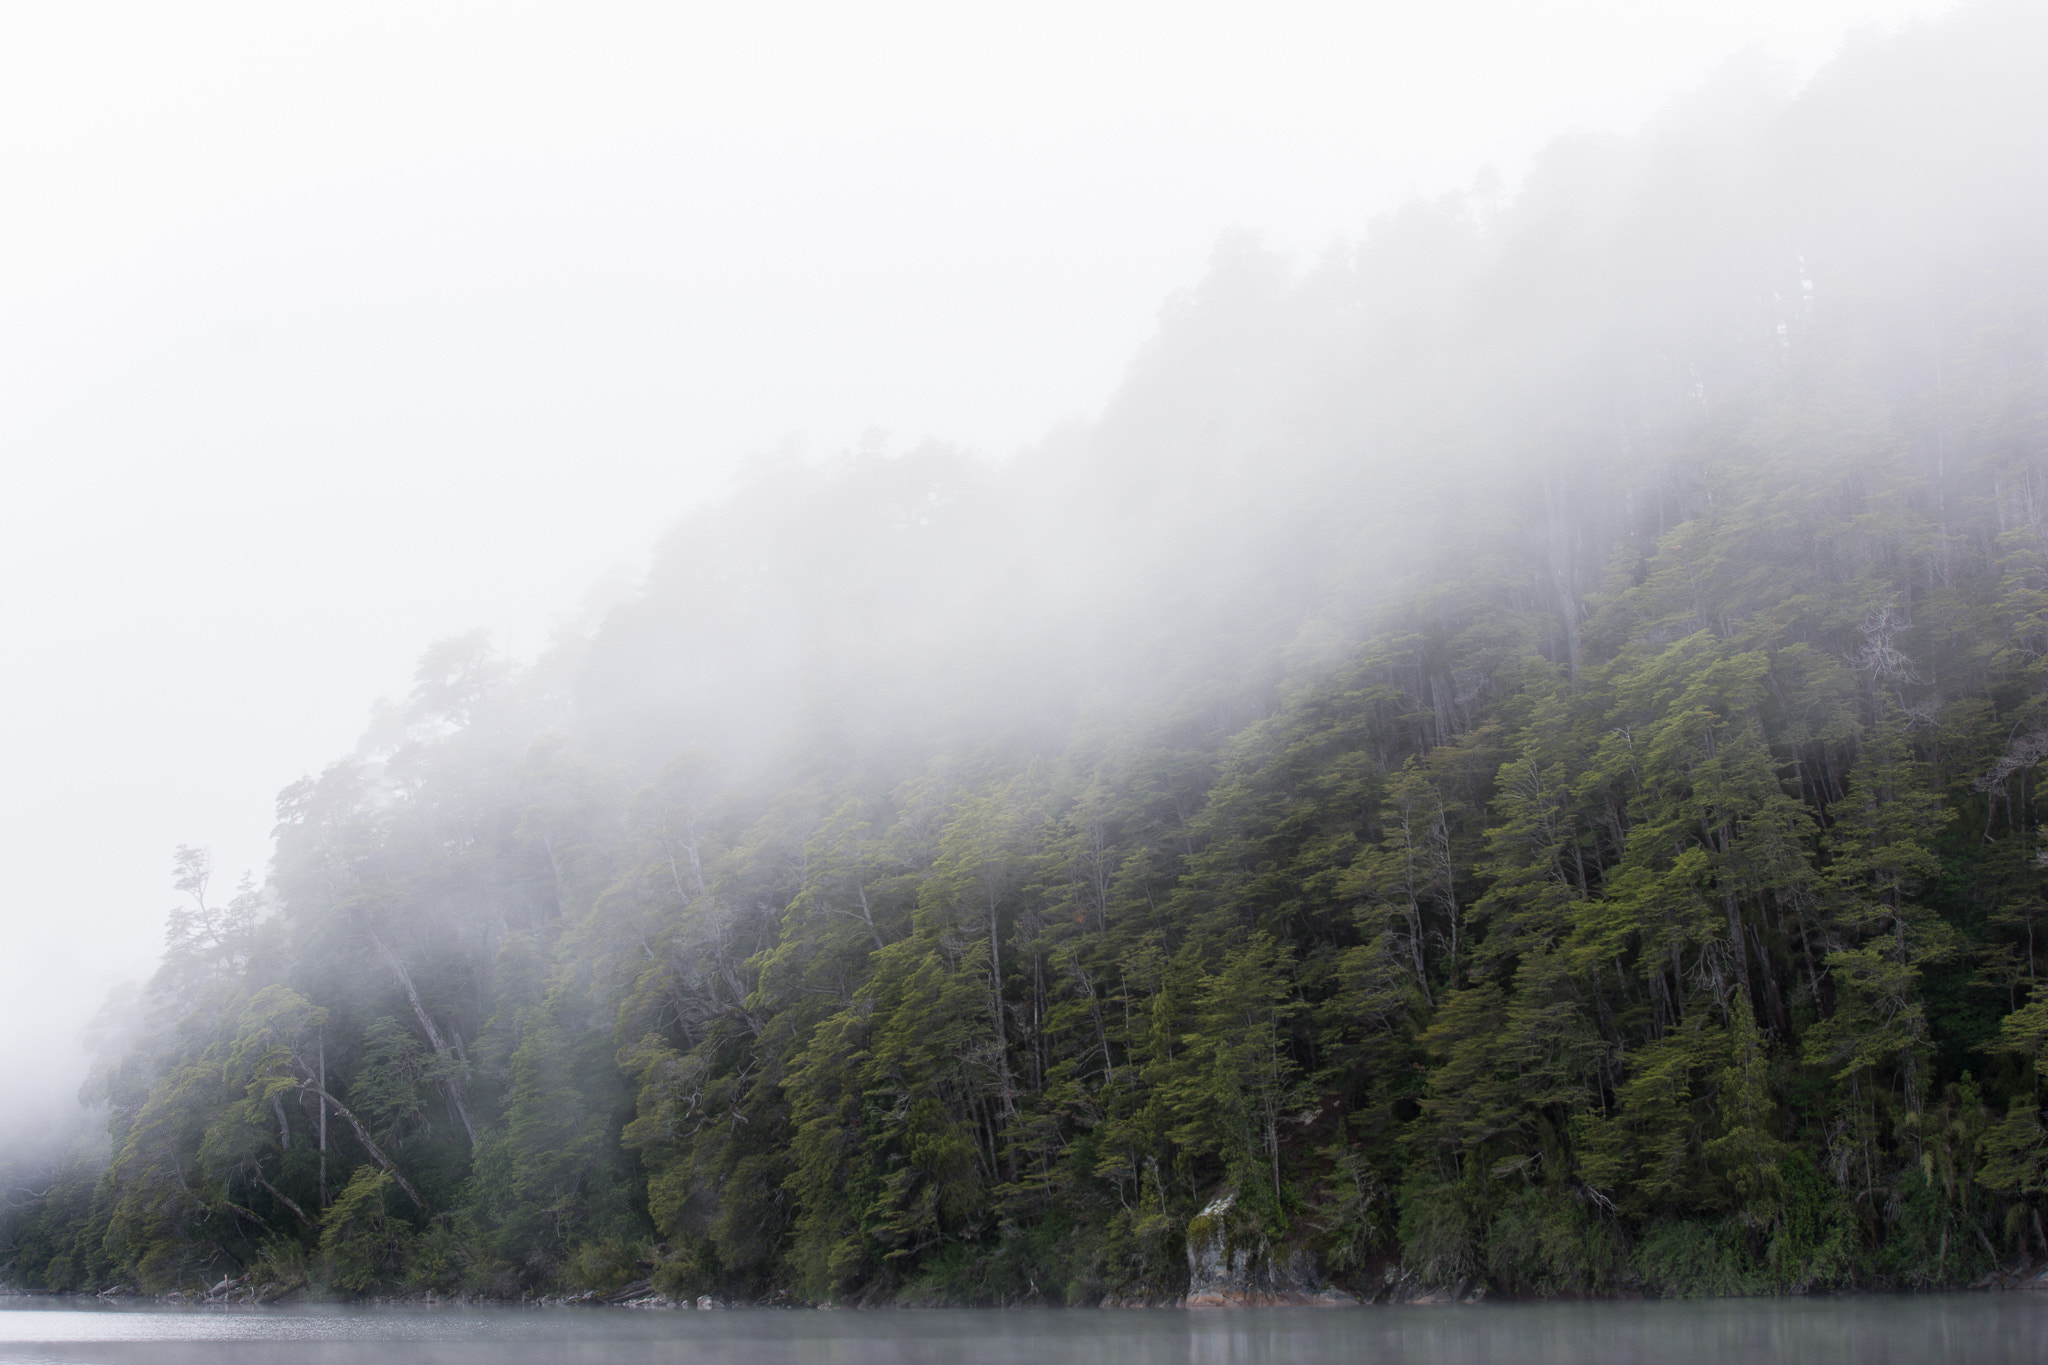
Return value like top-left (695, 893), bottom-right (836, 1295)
top-left (366, 924), bottom-right (480, 1150)
top-left (297, 1078), bottom-right (428, 1212)
top-left (317, 1030), bottom-right (328, 1207)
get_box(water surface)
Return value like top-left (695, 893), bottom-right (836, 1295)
top-left (1, 1296), bottom-right (2042, 1364)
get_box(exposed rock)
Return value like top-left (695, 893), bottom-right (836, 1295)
top-left (1370, 1266), bottom-right (1487, 1305)
top-left (1183, 1192), bottom-right (1358, 1308)
top-left (1993, 1260), bottom-right (2048, 1291)
top-left (598, 1278), bottom-right (654, 1304)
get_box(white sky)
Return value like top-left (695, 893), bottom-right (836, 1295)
top-left (0, 0), bottom-right (1951, 1133)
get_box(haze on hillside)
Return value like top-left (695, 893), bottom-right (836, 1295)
top-left (0, 0), bottom-right (1947, 1138)
top-left (11, 0), bottom-right (2048, 1311)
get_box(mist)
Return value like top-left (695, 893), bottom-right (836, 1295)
top-left (13, 0), bottom-right (2048, 1311)
top-left (0, 0), bottom-right (1940, 1137)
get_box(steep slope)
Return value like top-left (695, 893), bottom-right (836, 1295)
top-left (6, 2), bottom-right (2048, 1304)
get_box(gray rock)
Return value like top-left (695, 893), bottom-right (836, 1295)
top-left (1183, 1192), bottom-right (1358, 1308)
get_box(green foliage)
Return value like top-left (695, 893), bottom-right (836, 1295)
top-left (8, 13), bottom-right (2048, 1305)
top-left (248, 1236), bottom-right (310, 1301)
top-left (562, 1237), bottom-right (640, 1291)
top-left (1635, 1221), bottom-right (1753, 1297)
top-left (319, 1168), bottom-right (407, 1293)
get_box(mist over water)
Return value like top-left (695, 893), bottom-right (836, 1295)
top-left (1, 1299), bottom-right (2043, 1365)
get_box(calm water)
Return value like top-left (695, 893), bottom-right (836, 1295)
top-left (0, 1297), bottom-right (2042, 1365)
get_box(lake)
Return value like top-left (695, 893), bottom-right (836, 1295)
top-left (1, 1296), bottom-right (2042, 1364)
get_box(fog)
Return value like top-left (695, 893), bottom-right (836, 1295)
top-left (0, 0), bottom-right (1953, 1145)
top-left (1, 1297), bottom-right (2042, 1363)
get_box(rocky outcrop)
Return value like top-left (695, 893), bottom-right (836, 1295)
top-left (1182, 1193), bottom-right (1357, 1308)
top-left (1367, 1266), bottom-right (1488, 1304)
top-left (1975, 1259), bottom-right (2048, 1292)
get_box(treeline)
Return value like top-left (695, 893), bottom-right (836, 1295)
top-left (6, 1), bottom-right (2048, 1304)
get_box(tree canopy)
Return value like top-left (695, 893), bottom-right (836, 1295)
top-left (7, 1), bottom-right (2048, 1304)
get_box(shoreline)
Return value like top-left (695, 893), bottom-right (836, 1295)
top-left (8, 1274), bottom-right (2048, 1313)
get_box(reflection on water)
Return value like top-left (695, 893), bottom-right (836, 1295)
top-left (1, 1296), bottom-right (2042, 1365)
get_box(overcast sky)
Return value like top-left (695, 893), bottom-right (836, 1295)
top-left (0, 0), bottom-right (1951, 1134)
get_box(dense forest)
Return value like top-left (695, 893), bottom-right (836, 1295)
top-left (7, 3), bottom-right (2048, 1305)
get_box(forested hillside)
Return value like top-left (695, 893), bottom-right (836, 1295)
top-left (8, 3), bottom-right (2048, 1304)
